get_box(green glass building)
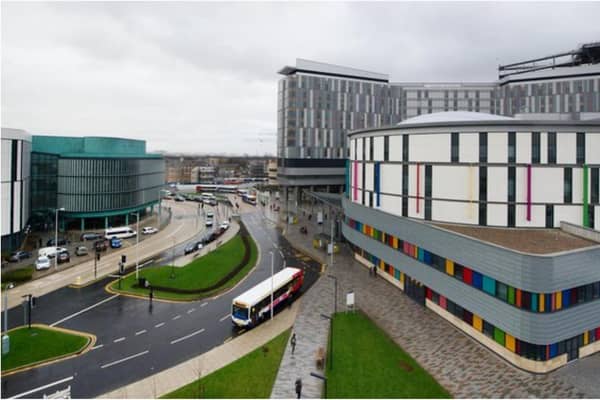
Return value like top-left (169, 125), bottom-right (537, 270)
top-left (31, 136), bottom-right (165, 231)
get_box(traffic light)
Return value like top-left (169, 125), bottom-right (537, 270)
top-left (119, 262), bottom-right (124, 275)
top-left (96, 252), bottom-right (101, 261)
top-left (30, 296), bottom-right (37, 308)
top-left (121, 255), bottom-right (126, 264)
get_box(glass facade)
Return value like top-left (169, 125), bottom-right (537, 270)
top-left (31, 152), bottom-right (58, 214)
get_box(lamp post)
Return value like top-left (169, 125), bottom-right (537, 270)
top-left (54, 207), bottom-right (65, 270)
top-left (131, 212), bottom-right (140, 280)
top-left (329, 215), bottom-right (334, 267)
top-left (269, 251), bottom-right (274, 321)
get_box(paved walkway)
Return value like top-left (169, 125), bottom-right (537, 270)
top-left (274, 211), bottom-right (591, 398)
top-left (100, 300), bottom-right (300, 398)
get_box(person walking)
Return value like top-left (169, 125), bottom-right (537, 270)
top-left (290, 332), bottom-right (297, 355)
top-left (295, 378), bottom-right (302, 399)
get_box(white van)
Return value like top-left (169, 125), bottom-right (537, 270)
top-left (38, 246), bottom-right (67, 258)
top-left (105, 227), bottom-right (137, 240)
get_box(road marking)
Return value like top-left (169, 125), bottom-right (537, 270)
top-left (219, 314), bottom-right (231, 322)
top-left (10, 376), bottom-right (74, 399)
top-left (187, 308), bottom-right (196, 314)
top-left (200, 302), bottom-right (208, 307)
top-left (113, 337), bottom-right (126, 343)
top-left (50, 294), bottom-right (120, 327)
top-left (170, 328), bottom-right (205, 345)
top-left (155, 322), bottom-right (165, 328)
top-left (135, 329), bottom-right (147, 336)
top-left (100, 350), bottom-right (150, 369)
top-left (91, 344), bottom-right (104, 350)
top-left (172, 315), bottom-right (181, 320)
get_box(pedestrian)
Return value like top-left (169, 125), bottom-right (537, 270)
top-left (373, 265), bottom-right (377, 277)
top-left (291, 332), bottom-right (297, 355)
top-left (295, 378), bottom-right (302, 399)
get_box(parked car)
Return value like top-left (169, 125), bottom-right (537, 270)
top-left (205, 219), bottom-right (213, 227)
top-left (80, 232), bottom-right (102, 241)
top-left (9, 251), bottom-right (32, 262)
top-left (219, 221), bottom-right (230, 230)
top-left (184, 241), bottom-right (203, 255)
top-left (57, 250), bottom-right (70, 264)
top-left (35, 256), bottom-right (51, 271)
top-left (38, 246), bottom-right (67, 258)
top-left (75, 246), bottom-right (88, 256)
top-left (110, 237), bottom-right (122, 249)
top-left (174, 196), bottom-right (185, 202)
top-left (46, 237), bottom-right (67, 247)
top-left (142, 227), bottom-right (158, 235)
top-left (94, 240), bottom-right (108, 252)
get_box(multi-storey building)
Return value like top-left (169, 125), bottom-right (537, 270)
top-left (277, 43), bottom-right (600, 204)
top-left (343, 111), bottom-right (600, 372)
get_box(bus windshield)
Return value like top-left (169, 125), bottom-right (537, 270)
top-left (232, 304), bottom-right (248, 320)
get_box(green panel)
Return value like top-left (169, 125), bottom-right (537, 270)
top-left (33, 135), bottom-right (153, 157)
top-left (494, 327), bottom-right (505, 346)
top-left (32, 136), bottom-right (84, 154)
top-left (507, 286), bottom-right (515, 305)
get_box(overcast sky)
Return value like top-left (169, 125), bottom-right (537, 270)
top-left (2, 2), bottom-right (599, 155)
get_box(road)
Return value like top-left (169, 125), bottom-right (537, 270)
top-left (1, 208), bottom-right (321, 399)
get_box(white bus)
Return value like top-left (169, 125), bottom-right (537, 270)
top-left (105, 226), bottom-right (137, 240)
top-left (231, 267), bottom-right (304, 327)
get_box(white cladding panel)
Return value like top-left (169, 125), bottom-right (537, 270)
top-left (1, 182), bottom-right (11, 236)
top-left (554, 205), bottom-right (581, 226)
top-left (365, 163), bottom-right (374, 191)
top-left (357, 138), bottom-right (364, 160)
top-left (380, 164), bottom-right (402, 194)
top-left (432, 165), bottom-right (476, 201)
top-left (12, 181), bottom-right (21, 232)
top-left (516, 204), bottom-right (546, 227)
top-left (350, 139), bottom-right (355, 160)
top-left (1, 140), bottom-right (11, 182)
top-left (487, 203), bottom-right (507, 227)
top-left (356, 161), bottom-right (363, 190)
top-left (380, 194), bottom-right (401, 218)
top-left (516, 132), bottom-right (531, 164)
top-left (432, 200), bottom-right (478, 225)
top-left (557, 133), bottom-right (576, 164)
top-left (595, 205), bottom-right (600, 232)
top-left (587, 133), bottom-right (600, 164)
top-left (540, 133), bottom-right (548, 164)
top-left (388, 135), bottom-right (402, 161)
top-left (515, 166), bottom-right (528, 203)
top-left (459, 133), bottom-right (478, 163)
top-left (531, 167), bottom-right (563, 203)
top-left (572, 168), bottom-right (583, 204)
top-left (410, 134), bottom-right (450, 163)
top-left (487, 167), bottom-right (507, 202)
top-left (488, 132), bottom-right (507, 163)
top-left (373, 136), bottom-right (384, 161)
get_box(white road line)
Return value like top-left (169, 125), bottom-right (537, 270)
top-left (187, 308), bottom-right (196, 314)
top-left (219, 314), bottom-right (231, 322)
top-left (170, 328), bottom-right (205, 345)
top-left (135, 329), bottom-right (147, 336)
top-left (155, 322), bottom-right (165, 328)
top-left (200, 302), bottom-right (208, 307)
top-left (91, 344), bottom-right (104, 350)
top-left (100, 350), bottom-right (149, 369)
top-left (172, 315), bottom-right (181, 320)
top-left (10, 376), bottom-right (74, 399)
top-left (113, 337), bottom-right (126, 343)
top-left (50, 294), bottom-right (119, 327)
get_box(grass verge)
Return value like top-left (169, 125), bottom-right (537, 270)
top-left (163, 329), bottom-right (290, 398)
top-left (1, 326), bottom-right (90, 372)
top-left (326, 312), bottom-right (451, 398)
top-left (110, 232), bottom-right (258, 301)
top-left (1, 264), bottom-right (34, 287)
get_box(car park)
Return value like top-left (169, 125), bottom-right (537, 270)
top-left (75, 246), bottom-right (88, 256)
top-left (80, 232), bottom-right (102, 241)
top-left (35, 256), bottom-right (51, 271)
top-left (142, 227), bottom-right (158, 235)
top-left (94, 240), bottom-right (108, 252)
top-left (110, 237), bottom-right (122, 248)
top-left (9, 251), bottom-right (32, 262)
top-left (46, 237), bottom-right (68, 247)
top-left (57, 250), bottom-right (70, 264)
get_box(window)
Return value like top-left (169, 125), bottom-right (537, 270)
top-left (564, 167), bottom-right (572, 203)
top-left (479, 133), bottom-right (488, 162)
top-left (508, 204), bottom-right (516, 227)
top-left (577, 132), bottom-right (585, 164)
top-left (369, 137), bottom-right (374, 161)
top-left (546, 204), bottom-right (554, 228)
top-left (451, 133), bottom-right (459, 162)
top-left (479, 167), bottom-right (487, 226)
top-left (531, 132), bottom-right (540, 163)
top-left (454, 263), bottom-right (464, 281)
top-left (592, 168), bottom-right (599, 204)
top-left (384, 136), bottom-right (389, 161)
top-left (425, 165), bottom-right (432, 221)
top-left (483, 321), bottom-right (494, 338)
top-left (402, 164), bottom-right (408, 217)
top-left (548, 132), bottom-right (557, 164)
top-left (497, 282), bottom-right (508, 301)
top-left (508, 132), bottom-right (516, 163)
top-left (362, 138), bottom-right (366, 161)
top-left (402, 134), bottom-right (409, 162)
top-left (508, 166), bottom-right (516, 203)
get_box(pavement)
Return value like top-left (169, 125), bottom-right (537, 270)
top-left (270, 206), bottom-right (600, 399)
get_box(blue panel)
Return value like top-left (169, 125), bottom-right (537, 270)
top-left (562, 289), bottom-right (570, 308)
top-left (545, 293), bottom-right (552, 312)
top-left (550, 343), bottom-right (558, 358)
top-left (472, 271), bottom-right (483, 289)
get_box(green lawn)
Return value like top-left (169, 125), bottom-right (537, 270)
top-left (163, 329), bottom-right (290, 398)
top-left (1, 264), bottom-right (34, 287)
top-left (327, 312), bottom-right (451, 398)
top-left (1, 326), bottom-right (90, 371)
top-left (110, 232), bottom-right (258, 301)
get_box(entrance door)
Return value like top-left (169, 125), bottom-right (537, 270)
top-left (566, 337), bottom-right (580, 362)
top-left (404, 277), bottom-right (425, 306)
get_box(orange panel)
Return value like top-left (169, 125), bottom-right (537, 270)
top-left (473, 315), bottom-right (483, 332)
top-left (555, 291), bottom-right (562, 310)
top-left (516, 289), bottom-right (522, 307)
top-left (445, 260), bottom-right (454, 276)
top-left (539, 293), bottom-right (545, 312)
top-left (505, 333), bottom-right (516, 352)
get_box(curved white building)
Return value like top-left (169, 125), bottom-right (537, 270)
top-left (1, 128), bottom-right (32, 251)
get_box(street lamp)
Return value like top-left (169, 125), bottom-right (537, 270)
top-left (130, 212), bottom-right (140, 280)
top-left (269, 251), bottom-right (274, 321)
top-left (54, 207), bottom-right (65, 270)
